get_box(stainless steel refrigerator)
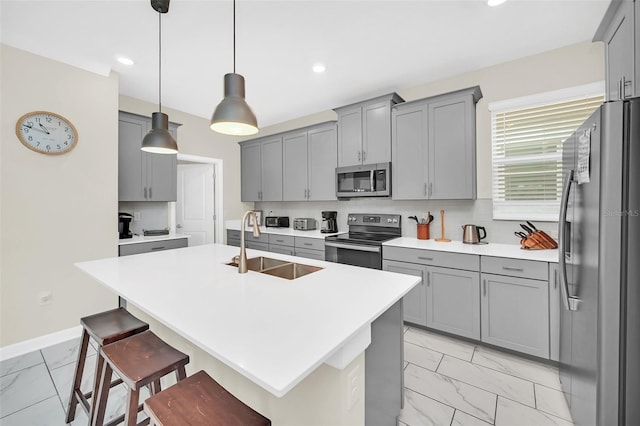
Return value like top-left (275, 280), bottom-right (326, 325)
top-left (559, 97), bottom-right (639, 425)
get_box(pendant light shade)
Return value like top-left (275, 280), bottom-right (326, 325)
top-left (210, 73), bottom-right (258, 136)
top-left (141, 0), bottom-right (178, 154)
top-left (210, 0), bottom-right (258, 136)
top-left (141, 112), bottom-right (178, 154)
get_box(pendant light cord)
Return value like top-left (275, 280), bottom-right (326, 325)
top-left (158, 11), bottom-right (162, 113)
top-left (233, 0), bottom-right (236, 74)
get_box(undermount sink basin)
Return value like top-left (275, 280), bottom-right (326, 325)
top-left (226, 256), bottom-right (322, 280)
top-left (260, 262), bottom-right (323, 280)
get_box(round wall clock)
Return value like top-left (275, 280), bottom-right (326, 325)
top-left (15, 111), bottom-right (78, 155)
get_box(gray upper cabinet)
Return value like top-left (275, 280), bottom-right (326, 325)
top-left (594, 0), bottom-right (637, 101)
top-left (283, 122), bottom-right (337, 201)
top-left (118, 111), bottom-right (178, 202)
top-left (334, 93), bottom-right (404, 167)
top-left (240, 135), bottom-right (283, 202)
top-left (392, 87), bottom-right (481, 200)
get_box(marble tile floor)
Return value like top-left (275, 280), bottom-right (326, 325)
top-left (0, 326), bottom-right (573, 425)
top-left (400, 326), bottom-right (573, 426)
top-left (0, 337), bottom-right (149, 426)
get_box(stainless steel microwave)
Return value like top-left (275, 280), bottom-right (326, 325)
top-left (335, 162), bottom-right (391, 198)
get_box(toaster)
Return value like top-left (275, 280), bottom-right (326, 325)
top-left (293, 218), bottom-right (317, 231)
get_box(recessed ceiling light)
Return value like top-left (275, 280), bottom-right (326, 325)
top-left (488, 0), bottom-right (507, 6)
top-left (312, 63), bottom-right (326, 73)
top-left (117, 56), bottom-right (135, 66)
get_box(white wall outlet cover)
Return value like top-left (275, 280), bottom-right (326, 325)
top-left (133, 211), bottom-right (141, 221)
top-left (37, 290), bottom-right (52, 305)
top-left (347, 364), bottom-right (361, 410)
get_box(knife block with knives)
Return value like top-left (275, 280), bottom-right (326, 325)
top-left (518, 221), bottom-right (557, 250)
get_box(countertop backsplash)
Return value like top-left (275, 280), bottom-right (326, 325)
top-left (255, 199), bottom-right (558, 245)
top-left (118, 201), bottom-right (170, 236)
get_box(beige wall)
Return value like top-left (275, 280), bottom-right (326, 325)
top-left (253, 41), bottom-right (605, 200)
top-left (118, 96), bottom-right (251, 224)
top-left (1, 45), bottom-right (119, 346)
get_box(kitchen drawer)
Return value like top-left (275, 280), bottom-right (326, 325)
top-left (119, 238), bottom-right (188, 256)
top-left (294, 236), bottom-right (325, 251)
top-left (269, 244), bottom-right (295, 256)
top-left (269, 234), bottom-right (294, 247)
top-left (227, 229), bottom-right (241, 240)
top-left (227, 238), bottom-right (240, 248)
top-left (245, 231), bottom-right (269, 243)
top-left (246, 240), bottom-right (269, 251)
top-left (481, 256), bottom-right (548, 280)
top-left (383, 246), bottom-right (479, 271)
top-left (294, 247), bottom-right (325, 261)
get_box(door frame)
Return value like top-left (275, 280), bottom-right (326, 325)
top-left (170, 154), bottom-right (224, 244)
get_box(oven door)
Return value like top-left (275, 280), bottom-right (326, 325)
top-left (325, 241), bottom-right (382, 270)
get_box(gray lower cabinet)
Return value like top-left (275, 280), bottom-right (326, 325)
top-left (268, 234), bottom-right (295, 255)
top-left (334, 93), bottom-right (404, 167)
top-left (549, 263), bottom-right (560, 362)
top-left (118, 111), bottom-right (178, 202)
top-left (427, 266), bottom-right (480, 339)
top-left (240, 136), bottom-right (283, 202)
top-left (282, 122), bottom-right (337, 201)
top-left (119, 238), bottom-right (188, 256)
top-left (383, 260), bottom-right (427, 326)
top-left (227, 229), bottom-right (241, 247)
top-left (594, 0), bottom-right (637, 101)
top-left (294, 236), bottom-right (325, 260)
top-left (392, 87), bottom-right (481, 200)
top-left (480, 272), bottom-right (550, 358)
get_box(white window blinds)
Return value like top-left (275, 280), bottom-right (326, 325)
top-left (490, 86), bottom-right (603, 221)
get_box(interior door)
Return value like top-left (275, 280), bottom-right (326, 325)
top-left (176, 163), bottom-right (215, 246)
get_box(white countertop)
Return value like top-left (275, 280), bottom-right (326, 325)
top-left (225, 220), bottom-right (342, 239)
top-left (118, 233), bottom-right (190, 246)
top-left (383, 238), bottom-right (559, 263)
top-left (75, 244), bottom-right (418, 397)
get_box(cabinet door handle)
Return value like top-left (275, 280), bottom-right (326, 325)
top-left (502, 266), bottom-right (524, 272)
top-left (149, 187), bottom-right (152, 199)
top-left (428, 183), bottom-right (433, 197)
top-left (619, 78), bottom-right (623, 100)
top-left (144, 187), bottom-right (148, 199)
top-left (363, 150), bottom-right (366, 162)
top-left (483, 279), bottom-right (487, 296)
top-left (426, 271), bottom-right (431, 286)
top-left (554, 268), bottom-right (558, 289)
top-left (623, 77), bottom-right (632, 99)
top-left (417, 256), bottom-right (434, 261)
top-left (358, 151), bottom-right (361, 162)
top-left (307, 189), bottom-right (310, 199)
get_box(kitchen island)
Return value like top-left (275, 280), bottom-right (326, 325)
top-left (75, 243), bottom-right (419, 425)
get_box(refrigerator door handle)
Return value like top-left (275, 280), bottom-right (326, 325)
top-left (558, 169), bottom-right (579, 311)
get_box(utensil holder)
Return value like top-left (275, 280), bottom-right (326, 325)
top-left (417, 224), bottom-right (430, 240)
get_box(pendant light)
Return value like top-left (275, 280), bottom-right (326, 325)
top-left (210, 0), bottom-right (258, 136)
top-left (142, 0), bottom-right (178, 154)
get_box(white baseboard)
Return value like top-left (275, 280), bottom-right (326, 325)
top-left (0, 326), bottom-right (83, 361)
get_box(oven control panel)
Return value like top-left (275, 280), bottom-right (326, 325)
top-left (347, 214), bottom-right (401, 228)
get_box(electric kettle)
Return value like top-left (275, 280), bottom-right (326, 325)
top-left (462, 224), bottom-right (487, 244)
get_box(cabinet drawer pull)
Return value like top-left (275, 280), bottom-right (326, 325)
top-left (304, 242), bottom-right (313, 246)
top-left (275, 239), bottom-right (284, 243)
top-left (151, 246), bottom-right (165, 251)
top-left (418, 256), bottom-right (434, 261)
top-left (502, 266), bottom-right (524, 272)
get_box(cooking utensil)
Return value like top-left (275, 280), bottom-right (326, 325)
top-left (526, 221), bottom-right (539, 231)
top-left (435, 210), bottom-right (451, 242)
top-left (426, 212), bottom-right (434, 225)
top-left (515, 231), bottom-right (528, 239)
top-left (521, 224), bottom-right (534, 235)
top-left (409, 216), bottom-right (420, 225)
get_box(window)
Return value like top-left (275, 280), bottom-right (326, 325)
top-left (490, 83), bottom-right (604, 221)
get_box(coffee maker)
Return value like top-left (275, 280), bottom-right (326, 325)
top-left (118, 212), bottom-right (133, 239)
top-left (321, 211), bottom-right (338, 233)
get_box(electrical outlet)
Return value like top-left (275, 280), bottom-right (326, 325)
top-left (37, 291), bottom-right (52, 305)
top-left (133, 211), bottom-right (141, 222)
top-left (347, 365), bottom-right (360, 409)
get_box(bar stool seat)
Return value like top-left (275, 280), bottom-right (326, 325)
top-left (92, 330), bottom-right (189, 426)
top-left (66, 308), bottom-right (149, 423)
top-left (144, 370), bottom-right (271, 426)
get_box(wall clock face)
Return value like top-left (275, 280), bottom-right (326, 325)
top-left (15, 111), bottom-right (78, 155)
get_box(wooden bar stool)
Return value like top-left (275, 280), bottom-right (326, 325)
top-left (92, 330), bottom-right (190, 426)
top-left (66, 308), bottom-right (149, 423)
top-left (144, 370), bottom-right (271, 426)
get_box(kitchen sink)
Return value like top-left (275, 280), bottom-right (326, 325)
top-left (226, 256), bottom-right (322, 279)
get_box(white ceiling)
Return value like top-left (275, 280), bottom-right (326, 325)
top-left (1, 0), bottom-right (610, 128)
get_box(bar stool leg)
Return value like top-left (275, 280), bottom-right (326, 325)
top-left (92, 362), bottom-right (113, 426)
top-left (65, 329), bottom-right (90, 423)
top-left (88, 353), bottom-right (105, 424)
top-left (176, 366), bottom-right (187, 382)
top-left (124, 387), bottom-right (140, 426)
